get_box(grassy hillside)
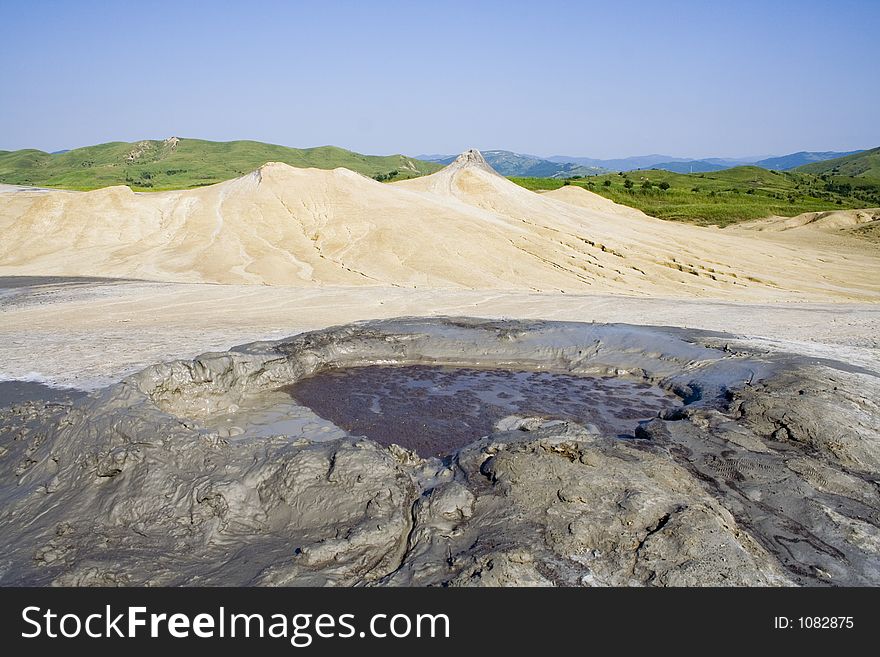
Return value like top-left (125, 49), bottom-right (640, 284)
top-left (0, 138), bottom-right (442, 191)
top-left (796, 147), bottom-right (880, 178)
top-left (512, 166), bottom-right (880, 226)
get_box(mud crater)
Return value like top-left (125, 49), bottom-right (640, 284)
top-left (2, 317), bottom-right (878, 586)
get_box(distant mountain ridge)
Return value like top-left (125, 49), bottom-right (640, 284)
top-left (548, 154), bottom-right (691, 170)
top-left (421, 149), bottom-right (866, 177)
top-left (642, 160), bottom-right (728, 174)
top-left (755, 151), bottom-right (862, 170)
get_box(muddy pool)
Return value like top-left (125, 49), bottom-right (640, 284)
top-left (281, 365), bottom-right (682, 457)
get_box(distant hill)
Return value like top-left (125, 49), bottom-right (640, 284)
top-left (421, 150), bottom-right (870, 177)
top-left (638, 160), bottom-right (727, 174)
top-left (0, 138), bottom-right (442, 190)
top-left (755, 151), bottom-right (862, 171)
top-left (549, 154), bottom-right (754, 171)
top-left (548, 154), bottom-right (687, 171)
top-left (795, 147), bottom-right (880, 178)
top-left (418, 150), bottom-right (610, 178)
top-left (548, 151), bottom-right (860, 174)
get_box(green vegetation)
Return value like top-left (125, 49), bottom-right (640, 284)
top-left (0, 138), bottom-right (442, 191)
top-left (795, 146), bottom-right (880, 179)
top-left (511, 165), bottom-right (880, 226)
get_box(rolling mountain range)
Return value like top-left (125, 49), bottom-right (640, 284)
top-left (419, 149), bottom-right (865, 177)
top-left (547, 154), bottom-right (760, 171)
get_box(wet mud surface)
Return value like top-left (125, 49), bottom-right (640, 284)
top-left (285, 365), bottom-right (681, 457)
top-left (0, 381), bottom-right (86, 409)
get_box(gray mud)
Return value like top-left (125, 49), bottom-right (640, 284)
top-left (0, 276), bottom-right (124, 289)
top-left (0, 317), bottom-right (877, 587)
top-left (0, 381), bottom-right (86, 408)
top-left (0, 276), bottom-right (144, 309)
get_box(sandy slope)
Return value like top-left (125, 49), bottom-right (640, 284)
top-left (0, 151), bottom-right (877, 301)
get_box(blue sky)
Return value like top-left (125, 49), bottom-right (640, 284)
top-left (1, 0), bottom-right (878, 158)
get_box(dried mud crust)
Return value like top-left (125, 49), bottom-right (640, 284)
top-left (0, 317), bottom-right (877, 586)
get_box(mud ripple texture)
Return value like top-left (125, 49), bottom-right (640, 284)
top-left (0, 317), bottom-right (877, 586)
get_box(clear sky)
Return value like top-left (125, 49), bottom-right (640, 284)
top-left (2, 0), bottom-right (878, 158)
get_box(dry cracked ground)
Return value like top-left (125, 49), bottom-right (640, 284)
top-left (1, 317), bottom-right (877, 587)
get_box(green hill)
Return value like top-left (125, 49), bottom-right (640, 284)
top-left (513, 165), bottom-right (880, 226)
top-left (0, 138), bottom-right (442, 191)
top-left (795, 147), bottom-right (880, 178)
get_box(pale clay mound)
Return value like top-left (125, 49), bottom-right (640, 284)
top-left (734, 207), bottom-right (880, 233)
top-left (0, 150), bottom-right (877, 301)
top-left (541, 184), bottom-right (652, 217)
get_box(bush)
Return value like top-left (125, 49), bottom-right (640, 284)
top-left (624, 179), bottom-right (634, 189)
top-left (603, 180), bottom-right (611, 187)
top-left (641, 180), bottom-right (652, 189)
top-left (658, 181), bottom-right (670, 191)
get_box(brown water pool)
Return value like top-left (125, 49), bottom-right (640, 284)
top-left (284, 365), bottom-right (682, 458)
